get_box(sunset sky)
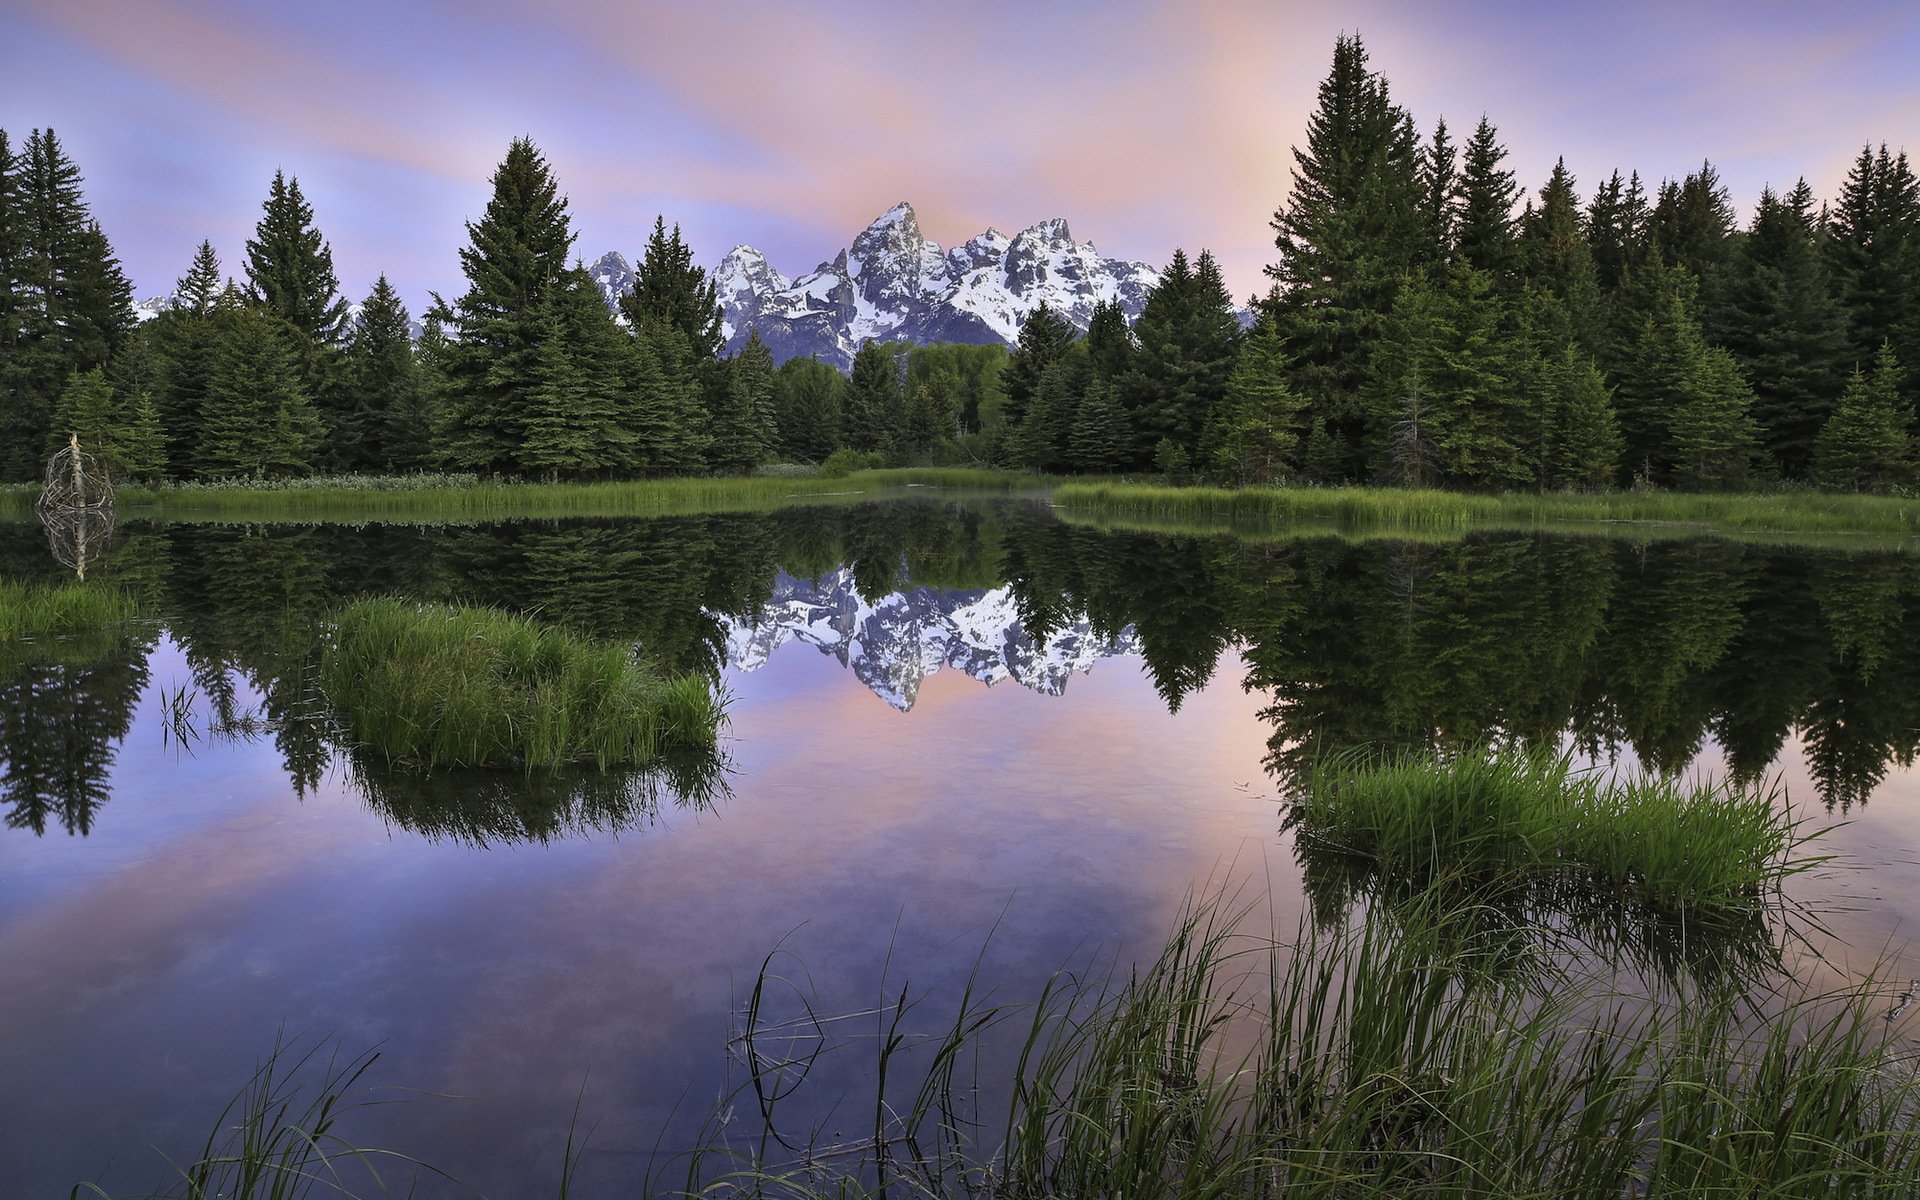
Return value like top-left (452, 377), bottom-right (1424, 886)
top-left (4, 0), bottom-right (1917, 313)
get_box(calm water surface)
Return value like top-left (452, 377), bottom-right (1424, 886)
top-left (4, 501), bottom-right (1920, 1196)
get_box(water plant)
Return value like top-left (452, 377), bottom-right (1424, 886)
top-left (318, 598), bottom-right (725, 771)
top-left (0, 579), bottom-right (138, 642)
top-left (1287, 748), bottom-right (1820, 918)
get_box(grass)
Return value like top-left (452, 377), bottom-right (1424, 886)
top-left (318, 597), bottom-right (725, 770)
top-left (0, 578), bottom-right (138, 642)
top-left (0, 468), bottom-right (1039, 524)
top-left (1287, 749), bottom-right (1820, 918)
top-left (1052, 479), bottom-right (1920, 538)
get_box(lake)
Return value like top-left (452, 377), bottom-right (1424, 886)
top-left (5, 499), bottom-right (1920, 1196)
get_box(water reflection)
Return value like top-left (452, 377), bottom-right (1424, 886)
top-left (4, 504), bottom-right (1920, 840)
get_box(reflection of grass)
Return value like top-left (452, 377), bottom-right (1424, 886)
top-left (1289, 749), bottom-right (1816, 918)
top-left (1054, 480), bottom-right (1920, 537)
top-left (319, 598), bottom-right (725, 770)
top-left (0, 579), bottom-right (137, 642)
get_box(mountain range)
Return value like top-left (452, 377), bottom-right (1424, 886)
top-left (725, 566), bottom-right (1140, 711)
top-left (590, 201), bottom-right (1161, 368)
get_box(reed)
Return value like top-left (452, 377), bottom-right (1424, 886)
top-left (0, 579), bottom-right (138, 642)
top-left (677, 893), bottom-right (1920, 1199)
top-left (1052, 480), bottom-right (1920, 537)
top-left (1289, 749), bottom-right (1817, 917)
top-left (318, 598), bottom-right (725, 770)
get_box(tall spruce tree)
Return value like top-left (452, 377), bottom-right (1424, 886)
top-left (341, 275), bottom-right (420, 471)
top-left (1585, 169), bottom-right (1648, 293)
top-left (1520, 159), bottom-right (1602, 343)
top-left (443, 138), bottom-right (575, 473)
top-left (998, 303), bottom-right (1076, 455)
top-left (772, 356), bottom-right (845, 462)
top-left (621, 216), bottom-right (725, 363)
top-left (196, 304), bottom-right (322, 478)
top-left (3, 129), bottom-right (132, 481)
top-left (1452, 116), bottom-right (1520, 282)
top-left (1711, 183), bottom-right (1849, 477)
top-left (1420, 117), bottom-right (1458, 258)
top-left (1826, 144), bottom-right (1920, 386)
top-left (244, 171), bottom-right (349, 347)
top-left (519, 270), bottom-right (637, 479)
top-left (151, 243), bottom-right (229, 476)
top-left (51, 367), bottom-right (163, 481)
top-left (709, 330), bottom-right (778, 473)
top-left (1648, 161), bottom-right (1736, 303)
top-left (844, 340), bottom-right (905, 454)
top-left (1125, 249), bottom-right (1242, 462)
top-left (1814, 343), bottom-right (1911, 492)
top-left (1668, 345), bottom-right (1760, 491)
top-left (1201, 314), bottom-right (1305, 484)
top-left (1267, 34), bottom-right (1425, 459)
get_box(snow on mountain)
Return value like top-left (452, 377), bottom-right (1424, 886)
top-left (591, 201), bottom-right (1162, 369)
top-left (587, 250), bottom-right (636, 323)
top-left (724, 566), bottom-right (1140, 712)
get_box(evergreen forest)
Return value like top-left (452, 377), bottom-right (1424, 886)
top-left (2, 35), bottom-right (1916, 493)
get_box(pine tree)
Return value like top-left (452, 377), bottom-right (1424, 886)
top-left (1814, 344), bottom-right (1911, 492)
top-left (998, 303), bottom-right (1077, 458)
top-left (1201, 315), bottom-right (1305, 484)
top-left (1520, 159), bottom-right (1602, 343)
top-left (1608, 255), bottom-right (1702, 480)
top-left (1541, 346), bottom-right (1622, 490)
top-left (629, 318), bottom-right (711, 473)
top-left (900, 375), bottom-right (957, 462)
top-left (244, 170), bottom-right (349, 346)
top-left (3, 129), bottom-right (132, 481)
top-left (1126, 249), bottom-right (1241, 461)
top-left (1267, 35), bottom-right (1426, 440)
top-left (772, 356), bottom-right (845, 461)
top-left (341, 275), bottom-right (420, 472)
top-left (1068, 378), bottom-right (1128, 473)
top-left (844, 340), bottom-right (905, 455)
top-left (709, 330), bottom-right (778, 473)
top-left (1420, 117), bottom-right (1458, 257)
top-left (177, 240), bottom-right (222, 313)
top-left (1711, 182), bottom-right (1849, 478)
top-left (519, 267), bottom-right (636, 478)
top-left (1648, 161), bottom-right (1736, 292)
top-left (1300, 415), bottom-right (1345, 483)
top-left (1082, 298), bottom-right (1135, 383)
top-left (1827, 145), bottom-right (1920, 386)
top-left (1585, 169), bottom-right (1648, 293)
top-left (103, 333), bottom-right (167, 480)
top-left (1017, 347), bottom-right (1088, 471)
top-left (1453, 116), bottom-right (1520, 281)
top-left (1668, 345), bottom-right (1760, 491)
top-left (620, 216), bottom-right (725, 363)
top-left (443, 138), bottom-right (575, 473)
top-left (196, 307), bottom-right (322, 478)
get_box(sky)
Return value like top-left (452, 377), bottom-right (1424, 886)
top-left (3, 0), bottom-right (1918, 315)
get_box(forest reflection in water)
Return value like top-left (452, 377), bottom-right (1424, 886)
top-left (3, 501), bottom-right (1918, 843)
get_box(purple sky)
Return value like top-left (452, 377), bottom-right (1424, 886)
top-left (4, 0), bottom-right (1917, 315)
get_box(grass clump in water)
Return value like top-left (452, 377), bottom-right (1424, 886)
top-left (0, 578), bottom-right (137, 642)
top-left (1291, 749), bottom-right (1816, 917)
top-left (319, 597), bottom-right (724, 771)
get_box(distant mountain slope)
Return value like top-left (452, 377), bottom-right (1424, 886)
top-left (589, 201), bottom-right (1160, 368)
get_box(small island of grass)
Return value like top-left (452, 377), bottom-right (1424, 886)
top-left (320, 598), bottom-right (724, 771)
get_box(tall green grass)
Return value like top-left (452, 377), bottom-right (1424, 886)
top-left (668, 895), bottom-right (1920, 1199)
top-left (79, 468), bottom-right (1034, 524)
top-left (1053, 480), bottom-right (1920, 537)
top-left (0, 579), bottom-right (138, 641)
top-left (1289, 749), bottom-right (1818, 917)
top-left (318, 598), bottom-right (724, 770)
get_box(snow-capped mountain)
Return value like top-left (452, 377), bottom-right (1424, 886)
top-left (725, 566), bottom-right (1140, 711)
top-left (594, 201), bottom-right (1161, 368)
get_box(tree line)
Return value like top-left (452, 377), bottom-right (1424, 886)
top-left (3, 35), bottom-right (1916, 491)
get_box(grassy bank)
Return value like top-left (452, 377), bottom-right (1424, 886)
top-left (1052, 479), bottom-right (1920, 538)
top-left (0, 579), bottom-right (138, 642)
top-left (319, 598), bottom-right (724, 770)
top-left (1, 468), bottom-right (1036, 524)
top-left (1290, 750), bottom-right (1815, 917)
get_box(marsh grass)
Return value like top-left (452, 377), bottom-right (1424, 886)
top-left (0, 579), bottom-right (138, 642)
top-left (1052, 480), bottom-right (1920, 538)
top-left (83, 469), bottom-right (1032, 524)
top-left (70, 1037), bottom-right (418, 1200)
top-left (1287, 749), bottom-right (1819, 919)
top-left (670, 894), bottom-right (1920, 1200)
top-left (318, 598), bottom-right (724, 771)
